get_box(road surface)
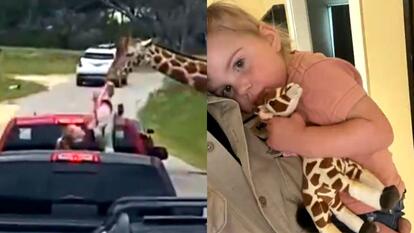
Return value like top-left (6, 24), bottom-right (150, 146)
top-left (0, 70), bottom-right (206, 197)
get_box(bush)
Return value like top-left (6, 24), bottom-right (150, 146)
top-left (138, 79), bottom-right (206, 169)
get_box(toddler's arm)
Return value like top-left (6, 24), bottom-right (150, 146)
top-left (266, 59), bottom-right (393, 159)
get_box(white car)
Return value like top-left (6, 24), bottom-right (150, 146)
top-left (76, 44), bottom-right (118, 86)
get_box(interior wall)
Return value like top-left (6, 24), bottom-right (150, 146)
top-left (359, 0), bottom-right (414, 224)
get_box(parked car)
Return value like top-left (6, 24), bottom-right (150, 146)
top-left (76, 44), bottom-right (127, 87)
top-left (0, 112), bottom-right (168, 160)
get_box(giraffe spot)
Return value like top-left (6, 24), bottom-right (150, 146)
top-left (170, 59), bottom-right (181, 67)
top-left (331, 194), bottom-right (341, 209)
top-left (170, 69), bottom-right (189, 85)
top-left (311, 203), bottom-right (322, 216)
top-left (153, 56), bottom-right (162, 64)
top-left (302, 193), bottom-right (313, 206)
top-left (319, 194), bottom-right (333, 205)
top-left (184, 62), bottom-right (198, 74)
top-left (346, 168), bottom-right (355, 178)
top-left (269, 99), bottom-right (288, 112)
top-left (161, 50), bottom-right (173, 59)
top-left (305, 161), bottom-right (317, 175)
top-left (349, 161), bottom-right (359, 168)
top-left (321, 201), bottom-right (329, 213)
top-left (302, 178), bottom-right (308, 189)
top-left (310, 174), bottom-right (320, 186)
top-left (337, 203), bottom-right (345, 211)
top-left (199, 63), bottom-right (207, 75)
top-left (336, 159), bottom-right (342, 171)
top-left (320, 158), bottom-right (333, 169)
top-left (193, 76), bottom-right (207, 92)
top-left (148, 49), bottom-right (156, 55)
top-left (327, 168), bottom-right (339, 179)
top-left (176, 55), bottom-right (187, 63)
top-left (332, 179), bottom-right (343, 191)
top-left (355, 169), bottom-right (362, 180)
top-left (315, 186), bottom-right (331, 194)
top-left (311, 201), bottom-right (329, 216)
top-left (154, 47), bottom-right (161, 54)
top-left (315, 218), bottom-right (328, 228)
top-left (158, 62), bottom-right (169, 74)
top-left (280, 94), bottom-right (291, 103)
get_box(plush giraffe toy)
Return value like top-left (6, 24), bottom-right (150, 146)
top-left (256, 83), bottom-right (401, 233)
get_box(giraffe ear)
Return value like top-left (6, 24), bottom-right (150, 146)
top-left (140, 38), bottom-right (152, 47)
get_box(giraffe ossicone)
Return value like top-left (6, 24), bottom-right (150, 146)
top-left (256, 82), bottom-right (401, 233)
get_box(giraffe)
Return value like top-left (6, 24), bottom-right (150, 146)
top-left (256, 83), bottom-right (401, 233)
top-left (106, 37), bottom-right (131, 87)
top-left (107, 36), bottom-right (207, 93)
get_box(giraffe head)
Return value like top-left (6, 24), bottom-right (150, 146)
top-left (106, 36), bottom-right (143, 81)
top-left (108, 35), bottom-right (207, 92)
top-left (256, 83), bottom-right (303, 120)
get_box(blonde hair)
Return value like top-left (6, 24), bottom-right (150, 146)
top-left (207, 1), bottom-right (292, 60)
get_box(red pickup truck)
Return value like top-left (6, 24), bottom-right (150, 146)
top-left (0, 113), bottom-right (168, 160)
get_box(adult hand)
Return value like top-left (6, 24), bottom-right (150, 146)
top-left (375, 217), bottom-right (411, 233)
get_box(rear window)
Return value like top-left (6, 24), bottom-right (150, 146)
top-left (83, 52), bottom-right (114, 60)
top-left (0, 152), bottom-right (176, 216)
top-left (3, 124), bottom-right (99, 151)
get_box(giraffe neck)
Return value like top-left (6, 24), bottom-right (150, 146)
top-left (143, 43), bottom-right (207, 93)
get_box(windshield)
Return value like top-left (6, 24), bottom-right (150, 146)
top-left (83, 52), bottom-right (114, 60)
top-left (3, 124), bottom-right (98, 151)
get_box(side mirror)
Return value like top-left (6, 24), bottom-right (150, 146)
top-left (150, 147), bottom-right (168, 160)
top-left (146, 128), bottom-right (154, 134)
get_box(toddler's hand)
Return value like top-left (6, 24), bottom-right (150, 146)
top-left (266, 112), bottom-right (306, 151)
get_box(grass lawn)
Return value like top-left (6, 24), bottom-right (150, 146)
top-left (0, 46), bottom-right (81, 75)
top-left (0, 74), bottom-right (46, 102)
top-left (138, 79), bottom-right (206, 169)
top-left (0, 46), bottom-right (81, 102)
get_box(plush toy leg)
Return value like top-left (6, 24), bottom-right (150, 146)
top-left (331, 205), bottom-right (377, 233)
top-left (358, 168), bottom-right (385, 190)
top-left (304, 201), bottom-right (341, 233)
top-left (347, 179), bottom-right (383, 210)
top-left (356, 169), bottom-right (401, 210)
top-left (347, 181), bottom-right (398, 214)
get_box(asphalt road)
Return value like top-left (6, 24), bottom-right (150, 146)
top-left (2, 70), bottom-right (206, 197)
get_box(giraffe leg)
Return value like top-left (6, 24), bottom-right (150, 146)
top-left (331, 199), bottom-right (377, 233)
top-left (348, 179), bottom-right (400, 211)
top-left (344, 160), bottom-right (401, 211)
top-left (357, 168), bottom-right (385, 190)
top-left (304, 199), bottom-right (341, 233)
top-left (358, 169), bottom-right (400, 210)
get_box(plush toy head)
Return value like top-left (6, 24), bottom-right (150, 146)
top-left (256, 82), bottom-right (303, 120)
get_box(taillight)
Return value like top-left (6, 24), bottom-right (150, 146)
top-left (51, 152), bottom-right (100, 163)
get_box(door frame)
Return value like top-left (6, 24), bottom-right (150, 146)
top-left (403, 0), bottom-right (414, 140)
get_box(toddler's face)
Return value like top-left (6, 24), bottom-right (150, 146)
top-left (207, 28), bottom-right (288, 113)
